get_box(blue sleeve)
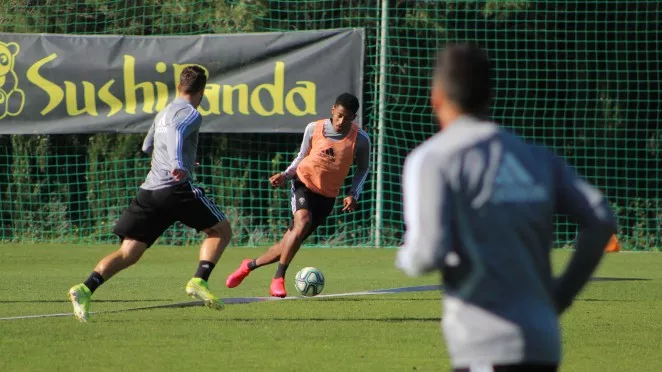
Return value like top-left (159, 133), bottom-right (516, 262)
top-left (551, 152), bottom-right (617, 313)
top-left (166, 109), bottom-right (201, 170)
top-left (553, 153), bottom-right (615, 228)
top-left (349, 130), bottom-right (371, 200)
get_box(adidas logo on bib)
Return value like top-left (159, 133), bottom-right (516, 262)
top-left (319, 147), bottom-right (335, 161)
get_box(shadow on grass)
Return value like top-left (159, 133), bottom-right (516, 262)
top-left (317, 297), bottom-right (439, 302)
top-left (99, 316), bottom-right (442, 323)
top-left (0, 299), bottom-right (174, 304)
top-left (0, 277), bottom-right (650, 308)
top-left (591, 277), bottom-right (652, 282)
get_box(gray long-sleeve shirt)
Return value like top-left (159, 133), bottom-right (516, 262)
top-left (140, 98), bottom-right (202, 190)
top-left (283, 120), bottom-right (371, 200)
top-left (397, 115), bottom-right (616, 368)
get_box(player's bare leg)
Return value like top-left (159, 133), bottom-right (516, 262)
top-left (94, 239), bottom-right (148, 280)
top-left (270, 210), bottom-right (312, 297)
top-left (226, 210), bottom-right (311, 292)
top-left (199, 219), bottom-right (233, 264)
top-left (186, 219), bottom-right (232, 310)
top-left (254, 240), bottom-right (283, 266)
top-left (68, 239), bottom-right (147, 322)
top-left (226, 239), bottom-right (280, 288)
top-left (277, 210), bottom-right (312, 265)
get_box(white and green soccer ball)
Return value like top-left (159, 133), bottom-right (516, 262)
top-left (294, 267), bottom-right (325, 297)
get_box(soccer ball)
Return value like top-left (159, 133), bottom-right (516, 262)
top-left (294, 267), bottom-right (325, 297)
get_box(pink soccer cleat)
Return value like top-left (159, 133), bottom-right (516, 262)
top-left (225, 259), bottom-right (252, 288)
top-left (270, 277), bottom-right (287, 298)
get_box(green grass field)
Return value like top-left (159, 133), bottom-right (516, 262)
top-left (1, 244), bottom-right (660, 371)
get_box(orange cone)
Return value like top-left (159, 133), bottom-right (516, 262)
top-left (604, 234), bottom-right (620, 253)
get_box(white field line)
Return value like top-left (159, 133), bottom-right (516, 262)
top-left (0, 285), bottom-right (442, 321)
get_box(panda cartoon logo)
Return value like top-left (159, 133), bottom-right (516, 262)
top-left (0, 41), bottom-right (25, 120)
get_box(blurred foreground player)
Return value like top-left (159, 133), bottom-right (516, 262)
top-left (68, 66), bottom-right (232, 322)
top-left (396, 44), bottom-right (617, 372)
top-left (226, 93), bottom-right (370, 297)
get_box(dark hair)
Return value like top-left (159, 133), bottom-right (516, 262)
top-left (179, 65), bottom-right (207, 94)
top-left (334, 93), bottom-right (360, 115)
top-left (434, 43), bottom-right (492, 114)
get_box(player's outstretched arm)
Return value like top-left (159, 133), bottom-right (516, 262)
top-left (142, 121), bottom-right (156, 155)
top-left (396, 146), bottom-right (452, 277)
top-left (278, 123), bottom-right (314, 182)
top-left (551, 153), bottom-right (617, 314)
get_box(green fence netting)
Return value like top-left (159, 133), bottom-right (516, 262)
top-left (0, 1), bottom-right (659, 249)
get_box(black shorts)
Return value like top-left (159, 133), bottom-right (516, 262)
top-left (288, 177), bottom-right (335, 239)
top-left (453, 364), bottom-right (558, 372)
top-left (113, 182), bottom-right (226, 247)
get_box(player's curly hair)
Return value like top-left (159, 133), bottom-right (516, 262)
top-left (334, 93), bottom-right (360, 115)
top-left (179, 66), bottom-right (207, 94)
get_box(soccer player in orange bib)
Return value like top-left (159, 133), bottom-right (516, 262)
top-left (226, 93), bottom-right (370, 297)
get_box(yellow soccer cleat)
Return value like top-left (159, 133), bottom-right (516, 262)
top-left (68, 284), bottom-right (92, 322)
top-left (185, 278), bottom-right (224, 310)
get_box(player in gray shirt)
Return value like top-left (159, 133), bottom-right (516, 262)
top-left (397, 44), bottom-right (617, 371)
top-left (68, 66), bottom-right (232, 322)
top-left (140, 97), bottom-right (202, 190)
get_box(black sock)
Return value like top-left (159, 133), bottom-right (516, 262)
top-left (247, 259), bottom-right (260, 271)
top-left (194, 260), bottom-right (215, 282)
top-left (83, 271), bottom-right (105, 294)
top-left (274, 263), bottom-right (288, 279)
